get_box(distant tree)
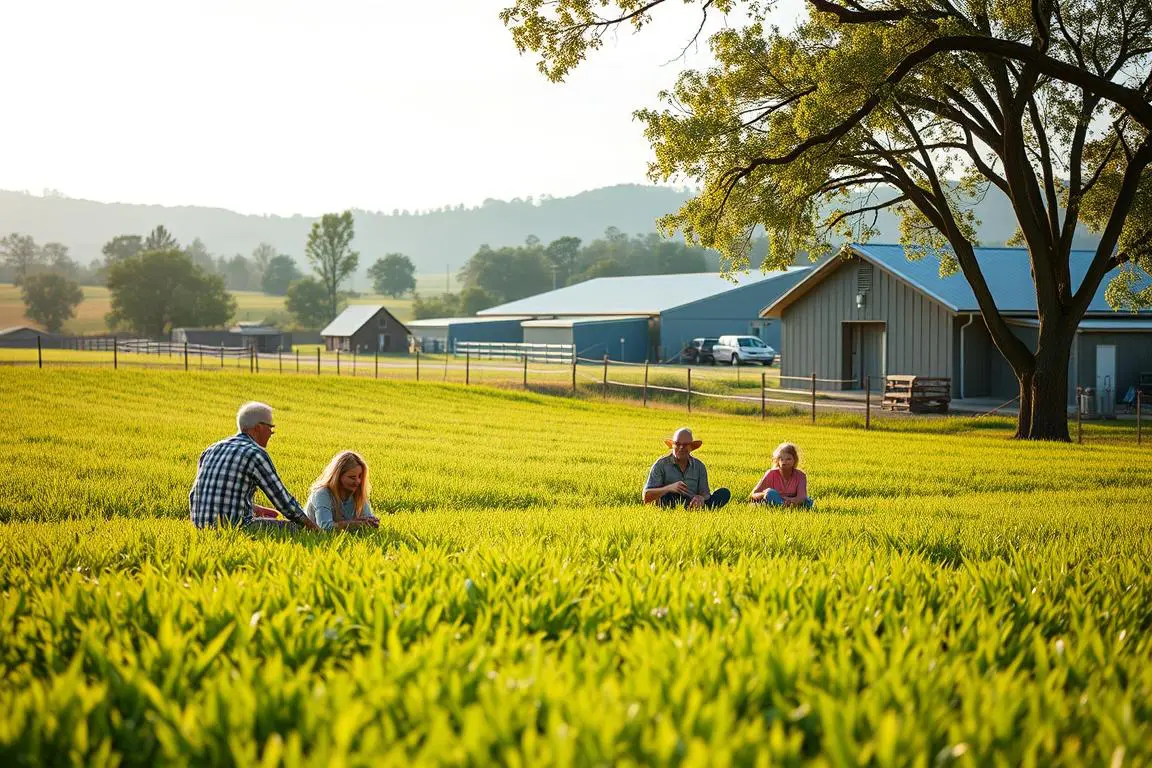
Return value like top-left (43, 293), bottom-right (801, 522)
top-left (459, 286), bottom-right (497, 315)
top-left (143, 225), bottom-right (178, 252)
top-left (412, 292), bottom-right (460, 319)
top-left (105, 249), bottom-right (235, 337)
top-left (545, 236), bottom-right (582, 285)
top-left (368, 253), bottom-right (416, 297)
top-left (101, 235), bottom-right (143, 268)
top-left (21, 272), bottom-right (83, 332)
top-left (573, 258), bottom-right (629, 283)
top-left (39, 242), bottom-right (79, 279)
top-left (305, 211), bottom-right (359, 320)
top-left (285, 278), bottom-right (333, 328)
top-left (458, 244), bottom-right (551, 301)
top-left (222, 254), bottom-right (255, 291)
top-left (251, 242), bottom-right (277, 276)
top-left (1, 234), bottom-right (43, 285)
top-left (184, 238), bottom-right (216, 273)
top-left (262, 255), bottom-right (303, 295)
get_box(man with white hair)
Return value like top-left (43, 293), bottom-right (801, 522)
top-left (189, 401), bottom-right (319, 530)
top-left (643, 427), bottom-right (731, 509)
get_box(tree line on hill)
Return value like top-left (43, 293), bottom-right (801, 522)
top-left (0, 218), bottom-right (418, 335)
top-left (412, 228), bottom-right (722, 318)
top-left (4, 216), bottom-right (726, 333)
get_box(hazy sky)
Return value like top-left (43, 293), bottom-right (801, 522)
top-left (0, 0), bottom-right (806, 216)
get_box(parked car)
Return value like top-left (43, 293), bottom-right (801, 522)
top-left (713, 335), bottom-right (776, 365)
top-left (680, 337), bottom-right (719, 364)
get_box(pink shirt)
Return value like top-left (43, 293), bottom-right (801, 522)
top-left (753, 468), bottom-right (807, 500)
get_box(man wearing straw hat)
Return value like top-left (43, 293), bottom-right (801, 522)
top-left (643, 427), bottom-right (731, 508)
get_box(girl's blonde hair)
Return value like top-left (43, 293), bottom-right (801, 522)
top-left (771, 442), bottom-right (800, 469)
top-left (310, 451), bottom-right (370, 520)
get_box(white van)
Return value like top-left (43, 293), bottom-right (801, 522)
top-left (713, 335), bottom-right (776, 366)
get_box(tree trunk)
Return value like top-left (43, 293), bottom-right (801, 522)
top-left (1014, 324), bottom-right (1074, 441)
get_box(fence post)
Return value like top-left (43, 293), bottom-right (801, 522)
top-left (761, 371), bottom-right (766, 420)
top-left (375, 350), bottom-right (379, 379)
top-left (1137, 389), bottom-right (1142, 445)
top-left (255, 347), bottom-right (260, 373)
top-left (113, 336), bottom-right (118, 370)
top-left (811, 372), bottom-right (817, 424)
top-left (602, 354), bottom-right (608, 399)
top-left (522, 352), bottom-right (528, 389)
top-left (1076, 386), bottom-right (1083, 444)
top-left (220, 343), bottom-right (224, 368)
top-left (416, 350), bottom-right (421, 382)
top-left (571, 356), bottom-right (577, 395)
top-left (337, 350), bottom-right (341, 376)
top-left (317, 348), bottom-right (321, 375)
top-left (466, 351), bottom-right (471, 385)
top-left (352, 350), bottom-right (357, 377)
top-left (199, 348), bottom-right (203, 368)
top-left (865, 375), bottom-right (871, 430)
top-left (37, 335), bottom-right (42, 369)
top-left (643, 360), bottom-right (650, 407)
top-left (687, 368), bottom-right (692, 413)
top-left (184, 342), bottom-right (189, 372)
top-left (278, 348), bottom-right (282, 375)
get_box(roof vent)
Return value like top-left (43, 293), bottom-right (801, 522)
top-left (856, 263), bottom-right (874, 295)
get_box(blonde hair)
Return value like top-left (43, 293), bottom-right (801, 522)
top-left (310, 451), bottom-right (370, 520)
top-left (772, 442), bottom-right (800, 469)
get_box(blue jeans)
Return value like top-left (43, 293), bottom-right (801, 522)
top-left (758, 489), bottom-right (814, 508)
top-left (659, 487), bottom-right (731, 509)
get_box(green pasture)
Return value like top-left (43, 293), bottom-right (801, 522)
top-left (0, 368), bottom-right (1149, 765)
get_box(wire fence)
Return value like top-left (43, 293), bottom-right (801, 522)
top-left (4, 336), bottom-right (1147, 444)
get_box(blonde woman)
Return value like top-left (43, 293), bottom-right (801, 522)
top-left (305, 451), bottom-right (380, 530)
top-left (750, 442), bottom-right (814, 508)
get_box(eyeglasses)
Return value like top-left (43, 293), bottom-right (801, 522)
top-left (259, 421), bottom-right (276, 432)
top-left (673, 441), bottom-right (694, 448)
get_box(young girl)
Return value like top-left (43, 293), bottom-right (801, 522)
top-left (305, 451), bottom-right (380, 530)
top-left (750, 442), bottom-right (814, 508)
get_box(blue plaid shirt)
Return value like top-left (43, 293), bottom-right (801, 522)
top-left (189, 433), bottom-right (308, 528)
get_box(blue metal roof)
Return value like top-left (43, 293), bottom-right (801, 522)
top-left (477, 269), bottom-right (812, 317)
top-left (852, 243), bottom-right (1149, 313)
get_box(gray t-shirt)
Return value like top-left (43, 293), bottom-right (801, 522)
top-left (644, 454), bottom-right (710, 497)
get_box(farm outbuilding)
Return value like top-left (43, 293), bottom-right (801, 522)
top-left (320, 305), bottom-right (412, 353)
top-left (761, 243), bottom-right (1152, 407)
top-left (0, 326), bottom-right (63, 348)
top-left (521, 316), bottom-right (651, 361)
top-left (477, 269), bottom-right (811, 363)
top-left (405, 316), bottom-right (530, 353)
top-left (173, 323), bottom-right (292, 352)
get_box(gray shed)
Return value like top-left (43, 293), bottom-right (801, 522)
top-left (320, 305), bottom-right (412, 353)
top-left (478, 269), bottom-right (811, 363)
top-left (762, 244), bottom-right (1152, 405)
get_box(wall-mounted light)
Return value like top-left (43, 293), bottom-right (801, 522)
top-left (855, 293), bottom-right (866, 309)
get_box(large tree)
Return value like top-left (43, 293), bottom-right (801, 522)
top-left (368, 253), bottom-right (417, 297)
top-left (143, 225), bottom-right (179, 252)
top-left (503, 0), bottom-right (1152, 440)
top-left (105, 249), bottom-right (235, 338)
top-left (262, 254), bottom-right (303, 295)
top-left (1, 234), bottom-right (43, 285)
top-left (21, 272), bottom-right (83, 333)
top-left (101, 235), bottom-right (143, 268)
top-left (285, 278), bottom-right (333, 329)
top-left (305, 211), bottom-right (360, 321)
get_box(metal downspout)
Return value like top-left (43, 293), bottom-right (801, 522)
top-left (959, 314), bottom-right (976, 400)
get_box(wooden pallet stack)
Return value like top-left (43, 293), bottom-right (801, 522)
top-left (881, 375), bottom-right (952, 413)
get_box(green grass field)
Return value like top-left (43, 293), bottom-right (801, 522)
top-left (0, 278), bottom-right (451, 334)
top-left (1, 368), bottom-right (1150, 765)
